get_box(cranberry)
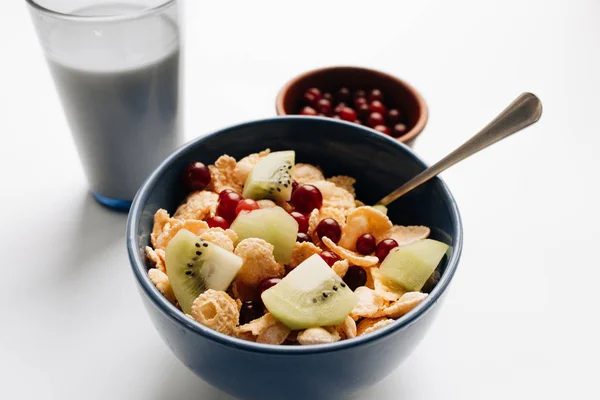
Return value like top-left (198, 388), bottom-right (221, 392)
top-left (367, 112), bottom-right (385, 128)
top-left (369, 89), bottom-right (383, 102)
top-left (217, 191), bottom-right (242, 222)
top-left (354, 89), bottom-right (366, 100)
top-left (356, 233), bottom-right (376, 255)
top-left (291, 180), bottom-right (299, 193)
top-left (316, 98), bottom-right (333, 116)
top-left (316, 218), bottom-right (342, 244)
top-left (337, 87), bottom-right (351, 102)
top-left (357, 103), bottom-right (370, 119)
top-left (334, 102), bottom-right (347, 114)
top-left (206, 216), bottom-right (229, 229)
top-left (319, 250), bottom-right (340, 267)
top-left (182, 162), bottom-right (211, 191)
top-left (369, 100), bottom-right (387, 115)
top-left (296, 232), bottom-right (311, 243)
top-left (339, 107), bottom-right (357, 122)
top-left (235, 199), bottom-right (260, 216)
top-left (387, 109), bottom-right (402, 124)
top-left (289, 211), bottom-right (309, 233)
top-left (344, 266), bottom-right (367, 291)
top-left (376, 239), bottom-right (399, 261)
top-left (374, 125), bottom-right (390, 135)
top-left (259, 278), bottom-right (282, 295)
top-left (300, 106), bottom-right (318, 116)
top-left (291, 184), bottom-right (323, 213)
top-left (218, 189), bottom-right (234, 201)
top-left (304, 88), bottom-right (321, 106)
top-left (239, 300), bottom-right (264, 325)
top-left (354, 97), bottom-right (368, 108)
top-left (323, 92), bottom-right (333, 102)
top-left (392, 123), bottom-right (408, 138)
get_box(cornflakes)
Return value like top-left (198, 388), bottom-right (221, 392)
top-left (357, 317), bottom-right (395, 336)
top-left (338, 206), bottom-right (393, 251)
top-left (174, 191), bottom-right (219, 221)
top-left (332, 259), bottom-right (349, 278)
top-left (382, 292), bottom-right (428, 318)
top-left (234, 149), bottom-right (270, 186)
top-left (148, 268), bottom-right (176, 304)
top-left (209, 155), bottom-right (242, 194)
top-left (146, 246), bottom-right (166, 273)
top-left (191, 289), bottom-right (239, 335)
top-left (386, 225), bottom-right (431, 246)
top-left (199, 228), bottom-right (236, 252)
top-left (350, 287), bottom-right (386, 320)
top-left (292, 163), bottom-right (324, 183)
top-left (289, 241), bottom-right (322, 269)
top-left (234, 238), bottom-right (285, 287)
top-left (371, 268), bottom-right (406, 302)
top-left (297, 327), bottom-right (339, 345)
top-left (154, 219), bottom-right (209, 251)
top-left (327, 175), bottom-right (356, 196)
top-left (310, 180), bottom-right (355, 211)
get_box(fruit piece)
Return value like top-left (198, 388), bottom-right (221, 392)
top-left (387, 109), bottom-right (402, 124)
top-left (323, 92), bottom-right (333, 102)
top-left (217, 191), bottom-right (243, 222)
top-left (165, 229), bottom-right (243, 314)
top-left (319, 250), bottom-right (340, 266)
top-left (356, 233), bottom-right (376, 255)
top-left (375, 238), bottom-right (399, 261)
top-left (344, 266), bottom-right (367, 291)
top-left (300, 106), bottom-right (318, 116)
top-left (261, 254), bottom-right (359, 330)
top-left (218, 189), bottom-right (234, 201)
top-left (207, 216), bottom-right (229, 229)
top-left (304, 88), bottom-right (321, 106)
top-left (236, 199), bottom-right (260, 216)
top-left (242, 150), bottom-right (295, 202)
top-left (367, 112), bottom-right (385, 128)
top-left (372, 205), bottom-right (388, 215)
top-left (291, 184), bottom-right (323, 213)
top-left (392, 123), bottom-right (408, 138)
top-left (337, 87), bottom-right (351, 102)
top-left (290, 211), bottom-right (309, 233)
top-left (316, 98), bottom-right (333, 116)
top-left (354, 97), bottom-right (367, 108)
top-left (369, 100), bottom-right (387, 115)
top-left (230, 207), bottom-right (298, 264)
top-left (357, 103), bottom-right (370, 119)
top-left (239, 300), bottom-right (264, 325)
top-left (354, 89), bottom-right (366, 100)
top-left (379, 239), bottom-right (450, 291)
top-left (334, 102), bottom-right (346, 114)
top-left (182, 162), bottom-right (211, 191)
top-left (259, 278), bottom-right (282, 295)
top-left (316, 218), bottom-right (342, 244)
top-left (339, 107), bottom-right (357, 122)
top-left (297, 233), bottom-right (311, 243)
top-left (292, 180), bottom-right (299, 193)
top-left (369, 89), bottom-right (383, 102)
top-left (374, 125), bottom-right (390, 135)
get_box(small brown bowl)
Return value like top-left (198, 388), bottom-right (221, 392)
top-left (276, 66), bottom-right (428, 147)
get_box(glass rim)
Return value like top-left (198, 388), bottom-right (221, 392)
top-left (25, 0), bottom-right (176, 21)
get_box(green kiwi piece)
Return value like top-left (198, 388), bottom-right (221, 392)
top-left (372, 205), bottom-right (388, 215)
top-left (261, 254), bottom-right (358, 330)
top-left (165, 229), bottom-right (243, 314)
top-left (230, 207), bottom-right (298, 264)
top-left (242, 151), bottom-right (295, 201)
top-left (379, 239), bottom-right (449, 292)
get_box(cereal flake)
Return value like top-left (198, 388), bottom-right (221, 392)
top-left (199, 228), bottom-right (236, 252)
top-left (191, 289), bottom-right (239, 335)
top-left (209, 155), bottom-right (243, 194)
top-left (297, 327), bottom-right (340, 345)
top-left (357, 317), bottom-right (395, 336)
top-left (233, 149), bottom-right (271, 186)
top-left (154, 220), bottom-right (209, 251)
top-left (327, 176), bottom-right (356, 196)
top-left (289, 241), bottom-right (322, 269)
top-left (336, 316), bottom-right (357, 340)
top-left (350, 286), bottom-right (386, 320)
top-left (234, 238), bottom-right (285, 287)
top-left (145, 246), bottom-right (166, 273)
top-left (174, 191), bottom-right (219, 221)
top-left (371, 268), bottom-right (406, 302)
top-left (310, 180), bottom-right (355, 211)
top-left (382, 292), bottom-right (428, 318)
top-left (338, 206), bottom-right (393, 251)
top-left (332, 259), bottom-right (349, 278)
top-left (151, 209), bottom-right (175, 247)
top-left (148, 268), bottom-right (176, 304)
top-left (385, 225), bottom-right (431, 247)
top-left (237, 312), bottom-right (291, 344)
top-left (292, 163), bottom-right (324, 184)
top-left (257, 199), bottom-right (277, 209)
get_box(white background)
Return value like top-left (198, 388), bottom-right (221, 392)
top-left (1, 0), bottom-right (599, 399)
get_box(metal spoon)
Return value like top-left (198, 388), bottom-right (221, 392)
top-left (377, 92), bottom-right (543, 206)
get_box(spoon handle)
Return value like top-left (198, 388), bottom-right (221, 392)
top-left (377, 92), bottom-right (543, 206)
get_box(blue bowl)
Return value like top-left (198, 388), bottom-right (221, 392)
top-left (127, 116), bottom-right (463, 400)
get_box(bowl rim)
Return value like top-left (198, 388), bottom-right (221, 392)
top-left (275, 66), bottom-right (429, 144)
top-left (127, 116), bottom-right (462, 355)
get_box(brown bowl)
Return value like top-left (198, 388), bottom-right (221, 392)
top-left (276, 66), bottom-right (428, 147)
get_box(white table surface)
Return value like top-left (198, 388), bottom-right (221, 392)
top-left (1, 0), bottom-right (599, 399)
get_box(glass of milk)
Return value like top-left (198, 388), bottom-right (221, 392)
top-left (27, 0), bottom-right (182, 211)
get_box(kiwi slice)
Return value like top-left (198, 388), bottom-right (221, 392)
top-left (230, 207), bottom-right (298, 264)
top-left (372, 205), bottom-right (388, 215)
top-left (242, 151), bottom-right (295, 201)
top-left (261, 254), bottom-right (358, 330)
top-left (379, 239), bottom-right (449, 292)
top-left (165, 229), bottom-right (243, 314)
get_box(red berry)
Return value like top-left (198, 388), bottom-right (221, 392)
top-left (239, 300), bottom-right (264, 325)
top-left (300, 106), bottom-right (318, 116)
top-left (289, 211), bottom-right (309, 233)
top-left (259, 278), bottom-right (282, 295)
top-left (304, 88), bottom-right (321, 106)
top-left (323, 92), bottom-right (333, 102)
top-left (316, 218), bottom-right (342, 244)
top-left (392, 123), bottom-right (408, 138)
top-left (376, 239), bottom-right (399, 261)
top-left (356, 234), bottom-right (376, 255)
top-left (357, 103), bottom-right (370, 119)
top-left (316, 98), bottom-right (333, 116)
top-left (235, 199), bottom-right (260, 216)
top-left (354, 90), bottom-right (366, 100)
top-left (296, 232), bottom-right (311, 243)
top-left (354, 97), bottom-right (367, 108)
top-left (217, 191), bottom-right (242, 222)
top-left (334, 102), bottom-right (347, 114)
top-left (291, 180), bottom-right (299, 193)
top-left (367, 112), bottom-right (385, 128)
top-left (387, 109), bottom-right (402, 124)
top-left (182, 162), bottom-right (211, 191)
top-left (207, 216), bottom-right (229, 229)
top-left (374, 125), bottom-right (390, 135)
top-left (344, 266), bottom-right (367, 290)
top-left (369, 89), bottom-right (384, 102)
top-left (319, 250), bottom-right (340, 267)
top-left (339, 107), bottom-right (357, 122)
top-left (337, 87), bottom-right (351, 102)
top-left (369, 100), bottom-right (387, 115)
top-left (291, 184), bottom-right (323, 213)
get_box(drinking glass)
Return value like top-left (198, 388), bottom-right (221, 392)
top-left (27, 0), bottom-right (182, 210)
